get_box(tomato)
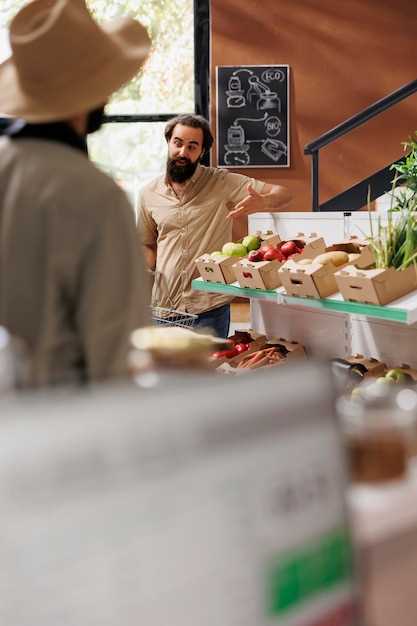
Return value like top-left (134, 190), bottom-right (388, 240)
top-left (212, 348), bottom-right (239, 359)
top-left (234, 343), bottom-right (250, 353)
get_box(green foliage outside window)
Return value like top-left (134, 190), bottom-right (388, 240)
top-left (0, 0), bottom-right (195, 203)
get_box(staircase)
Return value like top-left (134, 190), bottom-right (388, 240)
top-left (304, 79), bottom-right (417, 212)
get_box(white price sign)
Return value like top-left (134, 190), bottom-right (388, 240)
top-left (0, 364), bottom-right (357, 626)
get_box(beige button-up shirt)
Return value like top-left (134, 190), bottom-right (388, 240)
top-left (138, 165), bottom-right (264, 314)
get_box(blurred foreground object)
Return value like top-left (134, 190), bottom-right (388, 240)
top-left (338, 382), bottom-right (417, 484)
top-left (0, 363), bottom-right (358, 625)
top-left (0, 326), bottom-right (28, 392)
top-left (129, 325), bottom-right (228, 375)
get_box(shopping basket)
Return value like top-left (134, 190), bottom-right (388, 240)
top-left (151, 306), bottom-right (198, 329)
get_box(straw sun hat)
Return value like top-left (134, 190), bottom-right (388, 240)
top-left (0, 0), bottom-right (151, 122)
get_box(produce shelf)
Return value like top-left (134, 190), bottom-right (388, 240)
top-left (192, 278), bottom-right (417, 325)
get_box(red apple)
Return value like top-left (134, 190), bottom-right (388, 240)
top-left (248, 249), bottom-right (265, 262)
top-left (273, 246), bottom-right (285, 261)
top-left (260, 244), bottom-right (275, 255)
top-left (263, 248), bottom-right (283, 261)
top-left (280, 241), bottom-right (300, 257)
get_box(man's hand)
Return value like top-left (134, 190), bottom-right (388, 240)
top-left (227, 182), bottom-right (291, 220)
top-left (227, 184), bottom-right (266, 219)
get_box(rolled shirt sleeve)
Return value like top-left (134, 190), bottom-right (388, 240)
top-left (219, 171), bottom-right (266, 206)
top-left (138, 194), bottom-right (158, 246)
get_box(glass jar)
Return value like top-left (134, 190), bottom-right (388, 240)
top-left (337, 382), bottom-right (417, 484)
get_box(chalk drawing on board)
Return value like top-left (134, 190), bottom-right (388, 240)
top-left (247, 75), bottom-right (280, 112)
top-left (261, 139), bottom-right (287, 162)
top-left (224, 113), bottom-right (286, 165)
top-left (217, 64), bottom-right (290, 167)
top-left (265, 116), bottom-right (281, 137)
top-left (224, 114), bottom-right (267, 166)
top-left (261, 68), bottom-right (286, 83)
top-left (225, 75), bottom-right (246, 108)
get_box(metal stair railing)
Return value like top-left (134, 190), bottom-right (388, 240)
top-left (304, 79), bottom-right (417, 211)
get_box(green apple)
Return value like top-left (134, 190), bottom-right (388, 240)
top-left (222, 242), bottom-right (247, 257)
top-left (385, 368), bottom-right (408, 384)
top-left (376, 376), bottom-right (395, 385)
top-left (210, 251), bottom-right (226, 259)
top-left (242, 234), bottom-right (261, 251)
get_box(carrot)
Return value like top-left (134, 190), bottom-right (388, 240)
top-left (249, 348), bottom-right (275, 363)
top-left (239, 354), bottom-right (260, 368)
top-left (250, 356), bottom-right (271, 369)
top-left (236, 347), bottom-right (277, 369)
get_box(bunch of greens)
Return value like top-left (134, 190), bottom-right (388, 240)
top-left (368, 204), bottom-right (417, 269)
top-left (389, 132), bottom-right (417, 212)
top-left (367, 132), bottom-right (417, 270)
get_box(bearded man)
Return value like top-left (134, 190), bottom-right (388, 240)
top-left (138, 114), bottom-right (292, 338)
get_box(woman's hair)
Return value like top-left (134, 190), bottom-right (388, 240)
top-left (164, 114), bottom-right (213, 154)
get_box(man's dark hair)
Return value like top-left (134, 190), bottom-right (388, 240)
top-left (164, 114), bottom-right (213, 155)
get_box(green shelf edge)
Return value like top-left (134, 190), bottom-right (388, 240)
top-left (191, 279), bottom-right (409, 323)
top-left (192, 279), bottom-right (277, 301)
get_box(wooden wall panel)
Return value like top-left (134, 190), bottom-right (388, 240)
top-left (211, 0), bottom-right (417, 211)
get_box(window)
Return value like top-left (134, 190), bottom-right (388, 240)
top-left (0, 0), bottom-right (209, 206)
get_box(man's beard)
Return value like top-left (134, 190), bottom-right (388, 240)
top-left (167, 156), bottom-right (199, 183)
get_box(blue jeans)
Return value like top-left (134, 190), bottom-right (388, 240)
top-left (194, 304), bottom-right (230, 338)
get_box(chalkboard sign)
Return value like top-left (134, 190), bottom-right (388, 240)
top-left (216, 65), bottom-right (290, 168)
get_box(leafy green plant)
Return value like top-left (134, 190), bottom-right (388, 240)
top-left (367, 133), bottom-right (417, 270)
top-left (368, 206), bottom-right (417, 270)
top-left (391, 132), bottom-right (417, 191)
top-left (389, 132), bottom-right (417, 212)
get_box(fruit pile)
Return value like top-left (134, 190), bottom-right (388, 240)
top-left (247, 239), bottom-right (305, 263)
top-left (296, 250), bottom-right (363, 268)
top-left (376, 368), bottom-right (415, 386)
top-left (211, 330), bottom-right (257, 361)
top-left (213, 334), bottom-right (306, 373)
top-left (349, 366), bottom-right (417, 399)
top-left (212, 233), bottom-right (264, 259)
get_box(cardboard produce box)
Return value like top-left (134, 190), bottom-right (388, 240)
top-left (217, 337), bottom-right (305, 374)
top-left (257, 230), bottom-right (281, 246)
top-left (345, 354), bottom-right (387, 378)
top-left (233, 258), bottom-right (282, 290)
top-left (195, 253), bottom-right (243, 284)
top-left (195, 232), bottom-right (280, 285)
top-left (279, 242), bottom-right (375, 299)
top-left (278, 257), bottom-right (345, 299)
top-left (326, 236), bottom-right (374, 269)
top-left (281, 232), bottom-right (326, 261)
top-left (232, 232), bottom-right (326, 291)
top-left (335, 264), bottom-right (417, 305)
top-left (265, 337), bottom-right (306, 362)
top-left (398, 364), bottom-right (417, 383)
